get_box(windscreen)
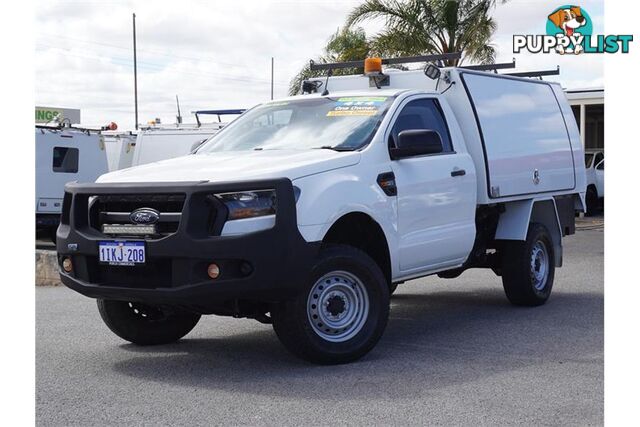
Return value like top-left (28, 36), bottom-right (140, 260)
top-left (585, 153), bottom-right (594, 168)
top-left (197, 96), bottom-right (394, 152)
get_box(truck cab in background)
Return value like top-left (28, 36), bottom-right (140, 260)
top-left (36, 125), bottom-right (109, 240)
top-left (584, 149), bottom-right (604, 216)
top-left (131, 109), bottom-right (244, 167)
top-left (56, 55), bottom-right (586, 364)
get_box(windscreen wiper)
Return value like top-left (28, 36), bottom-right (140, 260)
top-left (314, 145), bottom-right (354, 152)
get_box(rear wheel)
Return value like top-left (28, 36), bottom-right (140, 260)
top-left (271, 245), bottom-right (390, 364)
top-left (501, 223), bottom-right (555, 306)
top-left (97, 299), bottom-right (200, 345)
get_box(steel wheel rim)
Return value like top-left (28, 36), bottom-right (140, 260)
top-left (530, 241), bottom-right (549, 291)
top-left (307, 270), bottom-right (369, 342)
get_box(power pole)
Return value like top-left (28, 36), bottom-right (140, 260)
top-left (270, 57), bottom-right (274, 100)
top-left (133, 13), bottom-right (139, 130)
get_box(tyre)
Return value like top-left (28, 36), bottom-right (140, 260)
top-left (97, 299), bottom-right (201, 345)
top-left (271, 245), bottom-right (390, 364)
top-left (585, 186), bottom-right (599, 216)
top-left (501, 223), bottom-right (555, 307)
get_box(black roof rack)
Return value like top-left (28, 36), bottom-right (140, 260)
top-left (193, 109), bottom-right (246, 127)
top-left (35, 122), bottom-right (109, 134)
top-left (309, 52), bottom-right (462, 72)
top-left (504, 66), bottom-right (560, 79)
top-left (461, 60), bottom-right (516, 73)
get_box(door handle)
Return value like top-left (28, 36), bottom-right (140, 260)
top-left (451, 169), bottom-right (466, 177)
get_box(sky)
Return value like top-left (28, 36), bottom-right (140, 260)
top-left (35, 0), bottom-right (604, 129)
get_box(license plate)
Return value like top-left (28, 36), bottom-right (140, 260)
top-left (99, 241), bottom-right (146, 266)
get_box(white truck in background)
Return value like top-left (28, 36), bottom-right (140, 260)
top-left (584, 149), bottom-right (604, 215)
top-left (57, 55), bottom-right (586, 364)
top-left (102, 131), bottom-right (137, 171)
top-left (131, 109), bottom-right (244, 167)
top-left (36, 125), bottom-right (109, 237)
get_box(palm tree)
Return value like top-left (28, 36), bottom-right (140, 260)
top-left (345, 0), bottom-right (507, 66)
top-left (288, 27), bottom-right (371, 96)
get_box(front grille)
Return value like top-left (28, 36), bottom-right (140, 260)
top-left (89, 194), bottom-right (186, 237)
top-left (94, 194), bottom-right (186, 212)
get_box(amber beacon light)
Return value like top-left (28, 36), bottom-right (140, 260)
top-left (364, 57), bottom-right (383, 75)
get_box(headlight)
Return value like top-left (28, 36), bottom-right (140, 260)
top-left (216, 190), bottom-right (276, 220)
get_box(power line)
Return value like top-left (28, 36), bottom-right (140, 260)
top-left (35, 44), bottom-right (288, 86)
top-left (36, 33), bottom-right (292, 85)
top-left (37, 32), bottom-right (253, 69)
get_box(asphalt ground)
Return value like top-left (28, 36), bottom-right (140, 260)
top-left (36, 224), bottom-right (603, 426)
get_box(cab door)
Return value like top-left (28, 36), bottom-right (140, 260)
top-left (388, 96), bottom-right (476, 273)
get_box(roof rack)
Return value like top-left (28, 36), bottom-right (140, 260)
top-left (309, 52), bottom-right (463, 72)
top-left (504, 66), bottom-right (560, 79)
top-left (35, 122), bottom-right (111, 134)
top-left (193, 109), bottom-right (246, 127)
top-left (460, 60), bottom-right (516, 73)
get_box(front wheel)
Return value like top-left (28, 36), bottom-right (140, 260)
top-left (500, 223), bottom-right (555, 306)
top-left (271, 245), bottom-right (390, 364)
top-left (97, 299), bottom-right (201, 345)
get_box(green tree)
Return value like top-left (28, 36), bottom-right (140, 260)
top-left (288, 27), bottom-right (371, 96)
top-left (346, 0), bottom-right (506, 66)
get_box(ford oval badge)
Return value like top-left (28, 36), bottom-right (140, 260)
top-left (129, 208), bottom-right (160, 225)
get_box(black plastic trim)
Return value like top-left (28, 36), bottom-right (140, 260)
top-left (309, 53), bottom-right (462, 71)
top-left (56, 178), bottom-right (320, 308)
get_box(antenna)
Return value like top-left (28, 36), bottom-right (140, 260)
top-left (321, 68), bottom-right (333, 96)
top-left (175, 95), bottom-right (182, 124)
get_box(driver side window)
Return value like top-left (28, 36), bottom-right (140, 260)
top-left (389, 98), bottom-right (453, 152)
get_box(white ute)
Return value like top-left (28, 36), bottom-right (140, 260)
top-left (57, 55), bottom-right (586, 364)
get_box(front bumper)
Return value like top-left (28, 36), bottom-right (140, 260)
top-left (56, 178), bottom-right (319, 308)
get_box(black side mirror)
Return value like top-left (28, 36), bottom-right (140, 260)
top-left (390, 129), bottom-right (443, 160)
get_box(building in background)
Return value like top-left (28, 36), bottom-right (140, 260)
top-left (566, 89), bottom-right (604, 150)
top-left (35, 106), bottom-right (81, 124)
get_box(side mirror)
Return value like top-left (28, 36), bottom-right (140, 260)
top-left (390, 129), bottom-right (443, 160)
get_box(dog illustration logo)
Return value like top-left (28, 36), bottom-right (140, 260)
top-left (546, 5), bottom-right (591, 54)
top-left (548, 6), bottom-right (586, 37)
